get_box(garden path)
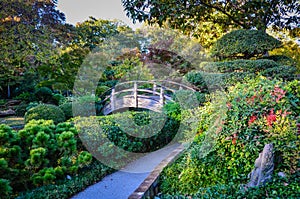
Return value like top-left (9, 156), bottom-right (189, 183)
top-left (71, 143), bottom-right (181, 199)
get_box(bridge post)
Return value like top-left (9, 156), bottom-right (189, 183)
top-left (111, 88), bottom-right (115, 111)
top-left (134, 81), bottom-right (138, 108)
top-left (159, 87), bottom-right (164, 105)
top-left (153, 83), bottom-right (157, 95)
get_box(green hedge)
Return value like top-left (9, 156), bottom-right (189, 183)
top-left (159, 77), bottom-right (299, 195)
top-left (185, 59), bottom-right (297, 90)
top-left (262, 55), bottom-right (297, 67)
top-left (199, 59), bottom-right (280, 73)
top-left (25, 104), bottom-right (66, 124)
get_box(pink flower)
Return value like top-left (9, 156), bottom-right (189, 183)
top-left (271, 86), bottom-right (286, 102)
top-left (266, 109), bottom-right (276, 127)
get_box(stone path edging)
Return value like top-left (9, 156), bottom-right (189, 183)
top-left (128, 144), bottom-right (185, 199)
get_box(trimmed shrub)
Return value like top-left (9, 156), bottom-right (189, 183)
top-left (159, 77), bottom-right (299, 195)
top-left (25, 104), bottom-right (65, 124)
top-left (0, 120), bottom-right (93, 197)
top-left (52, 93), bottom-right (66, 105)
top-left (199, 59), bottom-right (280, 73)
top-left (35, 87), bottom-right (53, 103)
top-left (59, 103), bottom-right (73, 120)
top-left (210, 29), bottom-right (282, 59)
top-left (261, 65), bottom-right (297, 81)
top-left (262, 55), bottom-right (297, 67)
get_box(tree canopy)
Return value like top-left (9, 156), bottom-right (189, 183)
top-left (210, 29), bottom-right (282, 59)
top-left (122, 0), bottom-right (300, 32)
top-left (0, 0), bottom-right (73, 97)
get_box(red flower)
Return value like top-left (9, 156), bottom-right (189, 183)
top-left (271, 86), bottom-right (286, 102)
top-left (248, 115), bottom-right (257, 126)
top-left (266, 109), bottom-right (276, 127)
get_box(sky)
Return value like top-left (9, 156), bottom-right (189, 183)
top-left (57, 0), bottom-right (143, 29)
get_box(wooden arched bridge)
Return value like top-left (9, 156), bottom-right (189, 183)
top-left (99, 80), bottom-right (196, 115)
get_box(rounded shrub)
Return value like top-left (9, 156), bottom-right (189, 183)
top-left (25, 104), bottom-right (65, 124)
top-left (210, 29), bottom-right (282, 59)
top-left (35, 87), bottom-right (53, 103)
top-left (59, 102), bottom-right (73, 120)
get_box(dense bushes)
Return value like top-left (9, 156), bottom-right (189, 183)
top-left (160, 172), bottom-right (300, 198)
top-left (16, 160), bottom-right (113, 199)
top-left (185, 59), bottom-right (297, 90)
top-left (199, 59), bottom-right (280, 73)
top-left (159, 77), bottom-right (299, 196)
top-left (59, 103), bottom-right (73, 120)
top-left (210, 29), bottom-right (282, 59)
top-left (0, 120), bottom-right (92, 197)
top-left (74, 109), bottom-right (181, 169)
top-left (25, 104), bottom-right (66, 124)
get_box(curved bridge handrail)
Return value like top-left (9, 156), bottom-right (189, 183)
top-left (98, 80), bottom-right (197, 114)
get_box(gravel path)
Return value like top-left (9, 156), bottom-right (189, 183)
top-left (71, 143), bottom-right (180, 199)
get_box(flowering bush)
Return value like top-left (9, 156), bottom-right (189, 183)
top-left (160, 77), bottom-right (299, 196)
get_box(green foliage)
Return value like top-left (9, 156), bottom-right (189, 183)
top-left (262, 55), bottom-right (297, 67)
top-left (25, 104), bottom-right (65, 124)
top-left (0, 120), bottom-right (92, 197)
top-left (59, 103), bottom-right (73, 120)
top-left (35, 87), bottom-right (53, 103)
top-left (261, 65), bottom-right (298, 81)
top-left (0, 0), bottom-right (72, 98)
top-left (210, 29), bottom-right (282, 59)
top-left (184, 59), bottom-right (297, 91)
top-left (200, 59), bottom-right (280, 73)
top-left (16, 160), bottom-right (113, 199)
top-left (159, 77), bottom-right (299, 195)
top-left (122, 0), bottom-right (300, 32)
top-left (160, 172), bottom-right (300, 198)
top-left (74, 110), bottom-right (180, 168)
top-left (0, 179), bottom-right (12, 197)
top-left (14, 92), bottom-right (36, 103)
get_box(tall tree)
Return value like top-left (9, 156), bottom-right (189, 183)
top-left (0, 0), bottom-right (72, 98)
top-left (122, 0), bottom-right (300, 32)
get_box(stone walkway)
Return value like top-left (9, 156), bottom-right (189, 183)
top-left (71, 143), bottom-right (181, 199)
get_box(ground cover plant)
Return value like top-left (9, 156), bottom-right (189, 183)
top-left (158, 77), bottom-right (300, 198)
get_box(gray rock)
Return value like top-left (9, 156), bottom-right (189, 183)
top-left (278, 172), bottom-right (286, 178)
top-left (246, 143), bottom-right (274, 187)
top-left (0, 109), bottom-right (16, 117)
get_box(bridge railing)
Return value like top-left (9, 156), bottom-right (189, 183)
top-left (98, 80), bottom-right (196, 114)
